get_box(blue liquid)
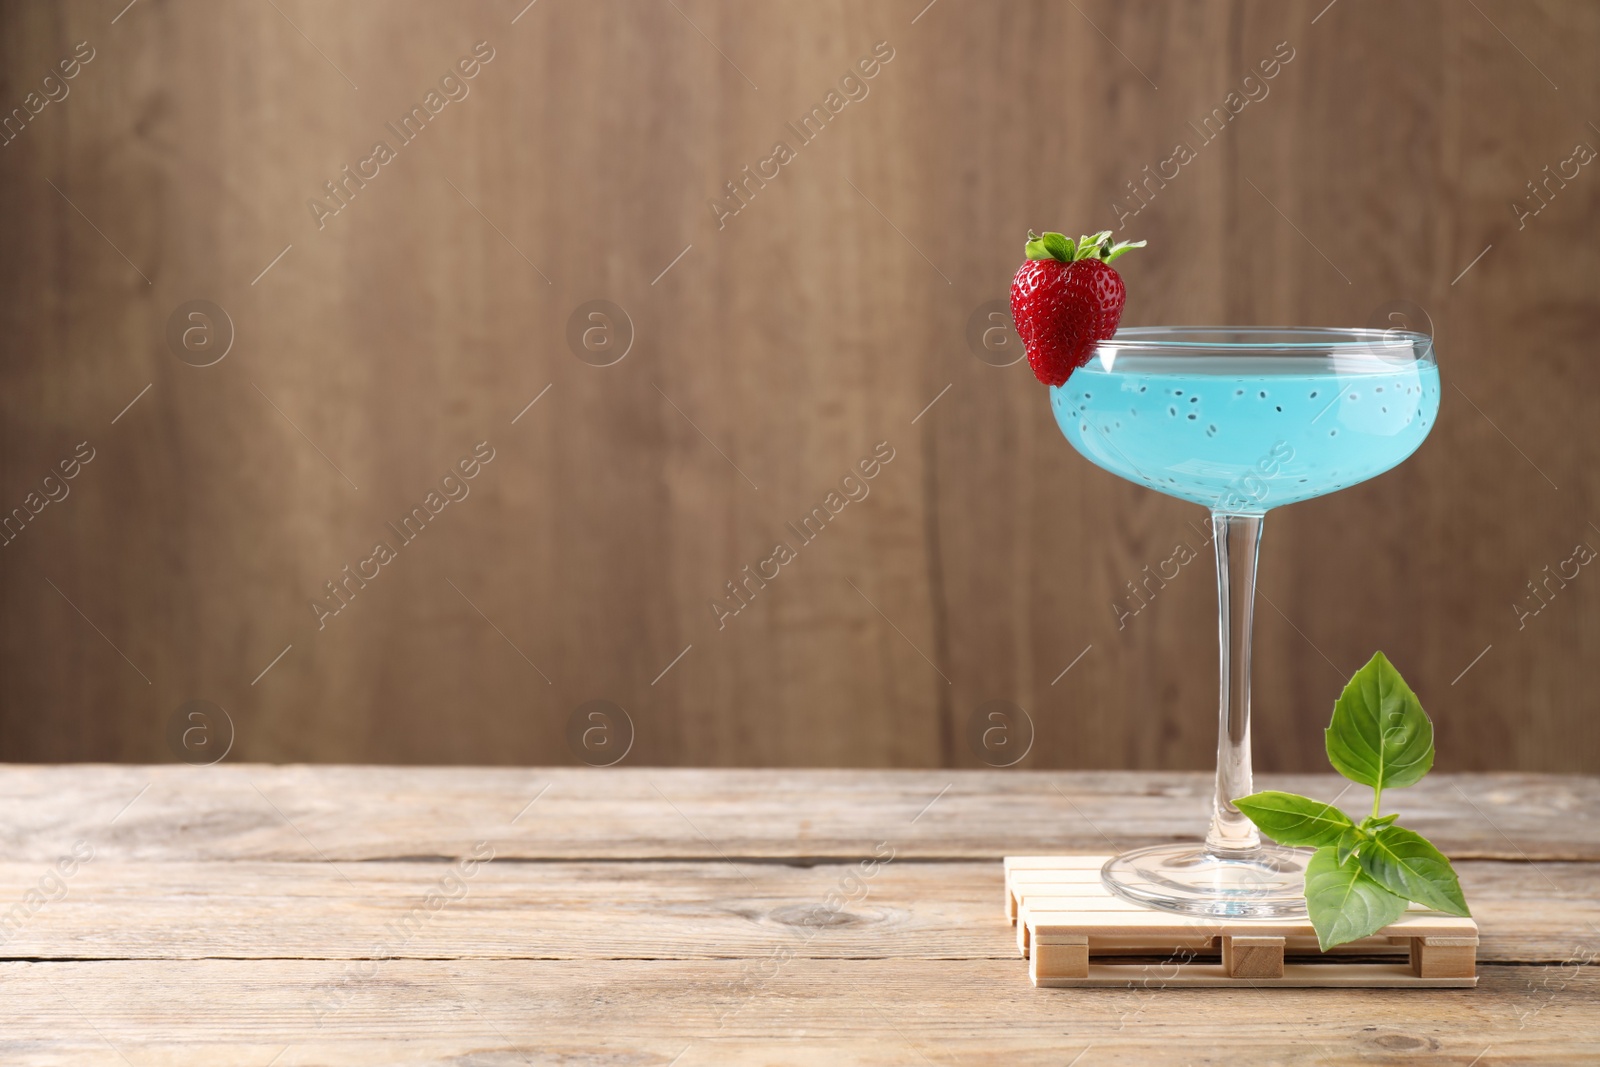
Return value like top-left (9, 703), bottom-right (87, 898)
top-left (1051, 355), bottom-right (1439, 511)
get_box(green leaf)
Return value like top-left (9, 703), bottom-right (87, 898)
top-left (1023, 230), bottom-right (1144, 263)
top-left (1074, 231), bottom-right (1110, 260)
top-left (1234, 791), bottom-right (1358, 848)
top-left (1103, 239), bottom-right (1147, 263)
top-left (1334, 826), bottom-right (1364, 867)
top-left (1039, 232), bottom-right (1072, 262)
top-left (1324, 651), bottom-right (1434, 792)
top-left (1361, 812), bottom-right (1401, 831)
top-left (1023, 231), bottom-right (1060, 260)
top-left (1304, 845), bottom-right (1411, 951)
top-left (1357, 825), bottom-right (1471, 916)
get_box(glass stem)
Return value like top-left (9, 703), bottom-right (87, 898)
top-left (1205, 511), bottom-right (1263, 855)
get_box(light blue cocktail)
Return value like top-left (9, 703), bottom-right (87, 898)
top-left (1051, 328), bottom-right (1439, 917)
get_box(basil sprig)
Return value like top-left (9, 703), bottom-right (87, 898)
top-left (1235, 652), bottom-right (1471, 950)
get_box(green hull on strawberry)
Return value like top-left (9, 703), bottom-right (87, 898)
top-left (1009, 230), bottom-right (1144, 386)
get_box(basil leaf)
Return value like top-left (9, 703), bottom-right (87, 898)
top-left (1357, 825), bottom-right (1471, 916)
top-left (1324, 651), bottom-right (1434, 791)
top-left (1304, 845), bottom-right (1411, 951)
top-left (1234, 791), bottom-right (1357, 848)
top-left (1334, 825), bottom-right (1364, 867)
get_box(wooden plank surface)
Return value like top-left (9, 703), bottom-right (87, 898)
top-left (4, 766), bottom-right (1598, 860)
top-left (0, 960), bottom-right (1594, 1065)
top-left (1, 766), bottom-right (1598, 1062)
top-left (1, 0), bottom-right (1597, 774)
top-left (0, 857), bottom-right (1587, 963)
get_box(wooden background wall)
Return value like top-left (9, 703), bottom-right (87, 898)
top-left (1, 0), bottom-right (1595, 772)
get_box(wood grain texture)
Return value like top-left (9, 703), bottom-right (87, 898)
top-left (0, 766), bottom-right (1595, 1062)
top-left (1008, 855), bottom-right (1478, 986)
top-left (3, 960), bottom-right (1596, 1065)
top-left (5, 766), bottom-right (1600, 860)
top-left (0, 857), bottom-right (1586, 963)
top-left (0, 1), bottom-right (1597, 770)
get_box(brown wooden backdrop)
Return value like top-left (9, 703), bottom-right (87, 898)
top-left (1, 0), bottom-right (1595, 772)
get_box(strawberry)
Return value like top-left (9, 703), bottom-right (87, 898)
top-left (1009, 230), bottom-right (1145, 386)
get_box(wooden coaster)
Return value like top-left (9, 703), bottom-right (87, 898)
top-left (1004, 855), bottom-right (1478, 988)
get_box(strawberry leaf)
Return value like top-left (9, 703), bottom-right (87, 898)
top-left (1103, 239), bottom-right (1147, 263)
top-left (1025, 231), bottom-right (1074, 262)
top-left (1073, 232), bottom-right (1109, 261)
top-left (1021, 229), bottom-right (1143, 264)
top-left (1041, 232), bottom-right (1072, 262)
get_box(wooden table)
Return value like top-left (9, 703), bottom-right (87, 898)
top-left (2, 766), bottom-right (1597, 1064)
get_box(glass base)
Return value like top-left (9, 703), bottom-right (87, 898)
top-left (1101, 842), bottom-right (1311, 919)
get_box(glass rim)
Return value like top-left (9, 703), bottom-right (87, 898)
top-left (1095, 326), bottom-right (1432, 353)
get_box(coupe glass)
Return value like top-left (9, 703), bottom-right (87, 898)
top-left (1051, 327), bottom-right (1439, 917)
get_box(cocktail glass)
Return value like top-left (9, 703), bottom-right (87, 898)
top-left (1051, 327), bottom-right (1439, 917)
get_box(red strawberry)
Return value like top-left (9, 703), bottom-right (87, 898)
top-left (1009, 230), bottom-right (1145, 386)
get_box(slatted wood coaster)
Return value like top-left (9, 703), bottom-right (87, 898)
top-left (1005, 856), bottom-right (1479, 988)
